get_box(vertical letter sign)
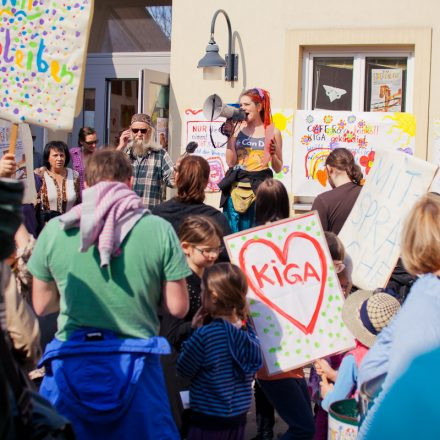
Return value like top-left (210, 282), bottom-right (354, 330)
top-left (225, 213), bottom-right (355, 374)
top-left (0, 1), bottom-right (94, 131)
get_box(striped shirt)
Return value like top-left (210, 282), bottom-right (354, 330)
top-left (177, 319), bottom-right (262, 418)
top-left (126, 147), bottom-right (174, 210)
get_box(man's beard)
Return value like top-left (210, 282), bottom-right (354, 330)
top-left (129, 139), bottom-right (150, 157)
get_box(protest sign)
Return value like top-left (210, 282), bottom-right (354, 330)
top-left (0, 119), bottom-right (36, 203)
top-left (0, 1), bottom-right (94, 131)
top-left (339, 149), bottom-right (437, 291)
top-left (224, 213), bottom-right (355, 374)
top-left (292, 110), bottom-right (416, 197)
top-left (183, 108), bottom-right (294, 193)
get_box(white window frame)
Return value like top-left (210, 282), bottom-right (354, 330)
top-left (301, 48), bottom-right (414, 112)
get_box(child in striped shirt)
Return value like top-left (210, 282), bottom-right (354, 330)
top-left (177, 263), bottom-right (262, 440)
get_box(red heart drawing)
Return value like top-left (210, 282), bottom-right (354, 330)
top-left (239, 232), bottom-right (327, 335)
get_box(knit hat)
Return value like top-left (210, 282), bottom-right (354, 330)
top-left (130, 113), bottom-right (152, 127)
top-left (342, 290), bottom-right (400, 348)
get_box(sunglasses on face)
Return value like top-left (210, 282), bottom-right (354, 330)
top-left (84, 139), bottom-right (98, 145)
top-left (131, 128), bottom-right (150, 134)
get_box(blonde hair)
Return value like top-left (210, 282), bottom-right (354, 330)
top-left (202, 263), bottom-right (249, 321)
top-left (401, 192), bottom-right (440, 275)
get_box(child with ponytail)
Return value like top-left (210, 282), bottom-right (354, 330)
top-left (312, 147), bottom-right (363, 234)
top-left (177, 263), bottom-right (262, 440)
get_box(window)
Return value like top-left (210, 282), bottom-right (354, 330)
top-left (302, 50), bottom-right (413, 113)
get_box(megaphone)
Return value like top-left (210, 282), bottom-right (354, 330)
top-left (203, 94), bottom-right (246, 121)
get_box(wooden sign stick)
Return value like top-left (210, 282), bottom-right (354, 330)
top-left (8, 123), bottom-right (19, 155)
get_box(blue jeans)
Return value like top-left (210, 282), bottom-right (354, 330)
top-left (223, 196), bottom-right (256, 233)
top-left (258, 378), bottom-right (315, 440)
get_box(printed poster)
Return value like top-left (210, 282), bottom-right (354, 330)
top-left (183, 108), bottom-right (294, 194)
top-left (0, 119), bottom-right (36, 204)
top-left (225, 213), bottom-right (355, 374)
top-left (370, 69), bottom-right (403, 112)
top-left (0, 1), bottom-right (94, 130)
top-left (292, 110), bottom-right (416, 197)
top-left (339, 149), bottom-right (437, 291)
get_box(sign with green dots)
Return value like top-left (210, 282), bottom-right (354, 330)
top-left (225, 212), bottom-right (355, 374)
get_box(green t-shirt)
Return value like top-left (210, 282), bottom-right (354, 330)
top-left (28, 214), bottom-right (191, 341)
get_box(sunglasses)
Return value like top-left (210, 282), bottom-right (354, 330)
top-left (84, 139), bottom-right (98, 145)
top-left (131, 128), bottom-right (150, 134)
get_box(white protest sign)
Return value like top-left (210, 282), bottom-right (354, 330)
top-left (293, 111), bottom-right (416, 197)
top-left (0, 1), bottom-right (94, 130)
top-left (0, 119), bottom-right (36, 203)
top-left (339, 149), bottom-right (438, 290)
top-left (225, 213), bottom-right (355, 374)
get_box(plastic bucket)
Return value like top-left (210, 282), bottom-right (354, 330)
top-left (328, 398), bottom-right (359, 440)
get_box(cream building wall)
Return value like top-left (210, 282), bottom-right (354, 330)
top-left (170, 0), bottom-right (440, 204)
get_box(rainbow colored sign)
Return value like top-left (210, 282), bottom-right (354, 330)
top-left (0, 0), bottom-right (94, 130)
top-left (292, 110), bottom-right (416, 197)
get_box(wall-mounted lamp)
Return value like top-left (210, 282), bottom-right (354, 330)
top-left (197, 9), bottom-right (238, 82)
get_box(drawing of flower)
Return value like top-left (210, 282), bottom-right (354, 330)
top-left (301, 135), bottom-right (312, 146)
top-left (359, 151), bottom-right (375, 174)
top-left (324, 115), bottom-right (333, 124)
top-left (338, 120), bottom-right (346, 130)
top-left (282, 165), bottom-right (290, 174)
top-left (343, 131), bottom-right (356, 143)
top-left (306, 115), bottom-right (314, 123)
top-left (347, 115), bottom-right (356, 124)
top-left (312, 124), bottom-right (322, 134)
top-left (358, 137), bottom-right (368, 148)
top-left (357, 120), bottom-right (366, 128)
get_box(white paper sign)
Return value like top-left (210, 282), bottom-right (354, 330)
top-left (225, 213), bottom-right (355, 374)
top-left (339, 149), bottom-right (438, 290)
top-left (293, 111), bottom-right (416, 197)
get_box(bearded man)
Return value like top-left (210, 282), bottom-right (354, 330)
top-left (117, 113), bottom-right (174, 209)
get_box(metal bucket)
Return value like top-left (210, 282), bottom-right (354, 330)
top-left (328, 398), bottom-right (359, 440)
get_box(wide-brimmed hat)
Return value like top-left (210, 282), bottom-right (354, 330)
top-left (342, 290), bottom-right (400, 347)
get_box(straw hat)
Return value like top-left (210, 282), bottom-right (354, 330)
top-left (342, 290), bottom-right (400, 347)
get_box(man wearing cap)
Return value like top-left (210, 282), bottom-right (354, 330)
top-left (117, 114), bottom-right (174, 209)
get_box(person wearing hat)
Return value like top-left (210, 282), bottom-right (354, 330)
top-left (117, 113), bottom-right (175, 209)
top-left (319, 290), bottom-right (400, 412)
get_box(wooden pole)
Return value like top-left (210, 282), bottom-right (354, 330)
top-left (8, 123), bottom-right (19, 155)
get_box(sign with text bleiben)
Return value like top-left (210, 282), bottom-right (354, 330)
top-left (339, 149), bottom-right (438, 291)
top-left (224, 213), bottom-right (355, 374)
top-left (0, 1), bottom-right (94, 130)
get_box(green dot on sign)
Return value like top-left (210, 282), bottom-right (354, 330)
top-left (330, 266), bottom-right (334, 272)
top-left (329, 332), bottom-right (333, 338)
top-left (288, 331), bottom-right (293, 335)
top-left (326, 304), bottom-right (331, 309)
top-left (249, 299), bottom-right (256, 305)
top-left (337, 307), bottom-right (342, 312)
top-left (336, 333), bottom-right (341, 338)
top-left (329, 283), bottom-right (334, 288)
top-left (270, 323), bottom-right (275, 328)
top-left (318, 329), bottom-right (324, 334)
top-left (295, 348), bottom-right (301, 354)
top-left (266, 316), bottom-right (272, 321)
top-left (284, 352), bottom-right (290, 357)
top-left (253, 235), bottom-right (259, 239)
top-left (241, 236), bottom-right (247, 241)
top-left (278, 235), bottom-right (283, 240)
top-left (296, 339), bottom-right (301, 343)
top-left (328, 319), bottom-right (333, 324)
top-left (306, 226), bottom-right (311, 231)
top-left (328, 276), bottom-right (333, 282)
top-left (316, 231), bottom-right (321, 236)
top-left (329, 343), bottom-right (334, 348)
top-left (335, 296), bottom-right (341, 301)
top-left (250, 312), bottom-right (261, 318)
top-left (311, 221), bottom-right (316, 226)
top-left (274, 362), bottom-right (280, 367)
top-left (321, 311), bottom-right (327, 317)
top-left (269, 347), bottom-right (276, 353)
top-left (277, 346), bottom-right (282, 351)
top-left (340, 322), bottom-right (345, 328)
top-left (263, 328), bottom-right (270, 334)
top-left (305, 338), bottom-right (310, 344)
top-left (314, 342), bottom-right (320, 348)
top-left (266, 232), bottom-right (272, 238)
top-left (296, 225), bottom-right (302, 229)
top-left (283, 228), bottom-right (287, 232)
top-left (282, 341), bottom-right (287, 346)
top-left (274, 331), bottom-right (280, 336)
top-left (306, 354), bottom-right (311, 359)
top-left (328, 295), bottom-right (334, 302)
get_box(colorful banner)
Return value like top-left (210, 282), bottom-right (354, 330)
top-left (292, 111), bottom-right (416, 197)
top-left (225, 213), bottom-right (355, 374)
top-left (0, 1), bottom-right (94, 130)
top-left (0, 119), bottom-right (36, 204)
top-left (339, 149), bottom-right (437, 291)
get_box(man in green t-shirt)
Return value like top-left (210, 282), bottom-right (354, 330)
top-left (28, 149), bottom-right (190, 439)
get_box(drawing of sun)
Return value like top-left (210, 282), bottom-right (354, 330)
top-left (383, 113), bottom-right (416, 147)
top-left (272, 112), bottom-right (293, 137)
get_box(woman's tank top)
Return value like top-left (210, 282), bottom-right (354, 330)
top-left (235, 131), bottom-right (268, 172)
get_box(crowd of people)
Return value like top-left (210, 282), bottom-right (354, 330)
top-left (0, 87), bottom-right (439, 440)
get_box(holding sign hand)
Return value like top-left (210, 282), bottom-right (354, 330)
top-left (0, 153), bottom-right (17, 178)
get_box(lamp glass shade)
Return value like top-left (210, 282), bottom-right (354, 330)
top-left (202, 67), bottom-right (222, 80)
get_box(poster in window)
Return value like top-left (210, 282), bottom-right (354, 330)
top-left (314, 65), bottom-right (352, 111)
top-left (370, 69), bottom-right (403, 112)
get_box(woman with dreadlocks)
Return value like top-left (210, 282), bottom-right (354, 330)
top-left (218, 88), bottom-right (283, 232)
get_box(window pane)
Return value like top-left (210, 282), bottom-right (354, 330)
top-left (148, 83), bottom-right (169, 149)
top-left (312, 57), bottom-right (354, 111)
top-left (365, 57), bottom-right (407, 112)
top-left (83, 88), bottom-right (96, 128)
